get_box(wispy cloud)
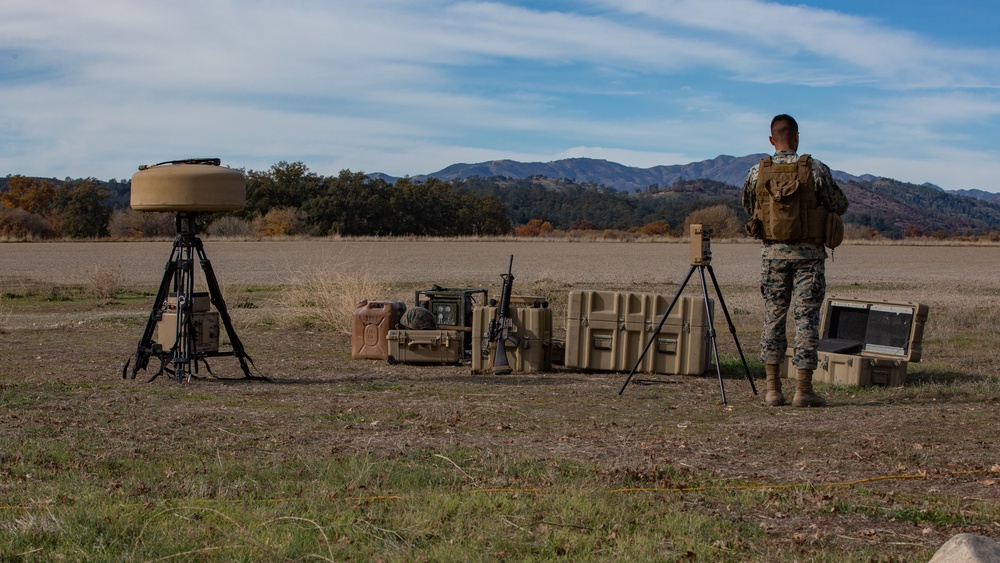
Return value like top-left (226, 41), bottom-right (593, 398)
top-left (593, 0), bottom-right (1000, 88)
top-left (1, 1), bottom-right (999, 189)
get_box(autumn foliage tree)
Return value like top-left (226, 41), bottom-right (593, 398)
top-left (638, 219), bottom-right (673, 237)
top-left (682, 205), bottom-right (744, 238)
top-left (515, 218), bottom-right (554, 237)
top-left (1, 175), bottom-right (56, 216)
top-left (252, 207), bottom-right (307, 236)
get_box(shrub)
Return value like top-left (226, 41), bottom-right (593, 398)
top-left (86, 264), bottom-right (127, 301)
top-left (682, 205), bottom-right (743, 238)
top-left (280, 267), bottom-right (392, 334)
top-left (638, 220), bottom-right (674, 237)
top-left (844, 223), bottom-right (877, 240)
top-left (0, 207), bottom-right (54, 239)
top-left (516, 219), bottom-right (554, 237)
top-left (107, 209), bottom-right (174, 239)
top-left (252, 207), bottom-right (307, 237)
top-left (206, 215), bottom-right (255, 238)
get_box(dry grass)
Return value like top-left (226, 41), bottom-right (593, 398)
top-left (279, 265), bottom-right (393, 334)
top-left (3, 239), bottom-right (1000, 560)
top-left (84, 264), bottom-right (127, 301)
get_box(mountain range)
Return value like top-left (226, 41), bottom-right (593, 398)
top-left (389, 154), bottom-right (882, 194)
top-left (372, 155), bottom-right (1000, 236)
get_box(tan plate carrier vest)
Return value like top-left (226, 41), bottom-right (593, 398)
top-left (753, 155), bottom-right (827, 244)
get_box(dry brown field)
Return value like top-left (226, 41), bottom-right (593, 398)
top-left (2, 238), bottom-right (1000, 560)
top-left (2, 239), bottom-right (999, 333)
top-left (4, 238), bottom-right (1000, 291)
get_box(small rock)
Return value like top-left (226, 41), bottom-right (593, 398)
top-left (928, 534), bottom-right (1000, 563)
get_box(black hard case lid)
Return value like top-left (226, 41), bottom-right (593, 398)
top-left (819, 297), bottom-right (929, 362)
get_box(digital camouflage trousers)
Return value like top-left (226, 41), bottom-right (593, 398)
top-left (759, 258), bottom-right (826, 369)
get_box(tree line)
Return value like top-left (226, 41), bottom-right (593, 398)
top-left (0, 161), bottom-right (748, 239)
top-left (0, 164), bottom-right (513, 239)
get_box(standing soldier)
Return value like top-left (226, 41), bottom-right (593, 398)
top-left (743, 114), bottom-right (848, 407)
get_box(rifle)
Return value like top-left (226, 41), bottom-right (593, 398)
top-left (486, 255), bottom-right (518, 375)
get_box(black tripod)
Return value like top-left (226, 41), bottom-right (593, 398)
top-left (123, 212), bottom-right (262, 383)
top-left (618, 226), bottom-right (756, 404)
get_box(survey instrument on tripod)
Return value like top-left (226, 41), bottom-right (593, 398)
top-left (617, 225), bottom-right (757, 404)
top-left (485, 255), bottom-right (519, 375)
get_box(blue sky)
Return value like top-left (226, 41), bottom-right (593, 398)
top-left (2, 1), bottom-right (999, 191)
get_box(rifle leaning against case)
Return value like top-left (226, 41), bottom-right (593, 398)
top-left (486, 255), bottom-right (519, 375)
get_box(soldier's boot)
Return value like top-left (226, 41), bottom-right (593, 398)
top-left (764, 363), bottom-right (785, 407)
top-left (792, 368), bottom-right (827, 408)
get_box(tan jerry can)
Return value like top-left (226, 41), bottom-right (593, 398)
top-left (351, 300), bottom-right (407, 360)
top-left (387, 330), bottom-right (462, 365)
top-left (470, 304), bottom-right (553, 374)
top-left (781, 296), bottom-right (929, 386)
top-left (157, 311), bottom-right (221, 353)
top-left (564, 290), bottom-right (713, 375)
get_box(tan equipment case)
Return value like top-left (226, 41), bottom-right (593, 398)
top-left (564, 290), bottom-right (713, 375)
top-left (781, 296), bottom-right (929, 386)
top-left (157, 293), bottom-right (220, 353)
top-left (387, 330), bottom-right (462, 365)
top-left (157, 311), bottom-right (220, 353)
top-left (351, 300), bottom-right (407, 360)
top-left (470, 300), bottom-right (554, 374)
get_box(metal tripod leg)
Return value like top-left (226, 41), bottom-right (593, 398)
top-left (618, 265), bottom-right (756, 405)
top-left (123, 239), bottom-right (180, 381)
top-left (698, 265), bottom-right (727, 405)
top-left (618, 265), bottom-right (696, 395)
top-left (168, 238), bottom-right (197, 383)
top-left (193, 238), bottom-right (263, 380)
top-left (705, 265), bottom-right (757, 395)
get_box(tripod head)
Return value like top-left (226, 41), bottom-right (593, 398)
top-left (689, 224), bottom-right (712, 266)
top-left (174, 212), bottom-right (204, 237)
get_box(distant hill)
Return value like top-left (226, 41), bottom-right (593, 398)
top-left (952, 188), bottom-right (1000, 204)
top-left (411, 155), bottom-right (877, 192)
top-left (446, 173), bottom-right (1000, 237)
top-left (837, 178), bottom-right (1000, 236)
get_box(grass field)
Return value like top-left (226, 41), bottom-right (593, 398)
top-left (2, 238), bottom-right (999, 561)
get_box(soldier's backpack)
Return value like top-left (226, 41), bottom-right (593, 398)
top-left (751, 155), bottom-right (828, 244)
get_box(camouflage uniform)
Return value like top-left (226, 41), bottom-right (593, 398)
top-left (743, 150), bottom-right (849, 369)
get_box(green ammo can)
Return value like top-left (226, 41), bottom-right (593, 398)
top-left (414, 286), bottom-right (488, 353)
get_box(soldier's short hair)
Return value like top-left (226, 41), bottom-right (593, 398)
top-left (770, 114), bottom-right (798, 144)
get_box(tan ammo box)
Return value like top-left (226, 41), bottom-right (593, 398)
top-left (387, 330), bottom-right (462, 365)
top-left (157, 311), bottom-right (221, 353)
top-left (470, 303), bottom-right (553, 374)
top-left (781, 296), bottom-right (929, 386)
top-left (564, 290), bottom-right (714, 375)
top-left (351, 300), bottom-right (406, 360)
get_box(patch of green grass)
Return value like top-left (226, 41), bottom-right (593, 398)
top-left (0, 447), bottom-right (770, 561)
top-left (832, 497), bottom-right (972, 527)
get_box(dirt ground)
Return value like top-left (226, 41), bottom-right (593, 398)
top-left (2, 239), bottom-right (1000, 556)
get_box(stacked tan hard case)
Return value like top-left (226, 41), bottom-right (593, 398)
top-left (470, 299), bottom-right (554, 374)
top-left (781, 296), bottom-right (929, 386)
top-left (157, 292), bottom-right (220, 353)
top-left (564, 290), bottom-right (714, 375)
